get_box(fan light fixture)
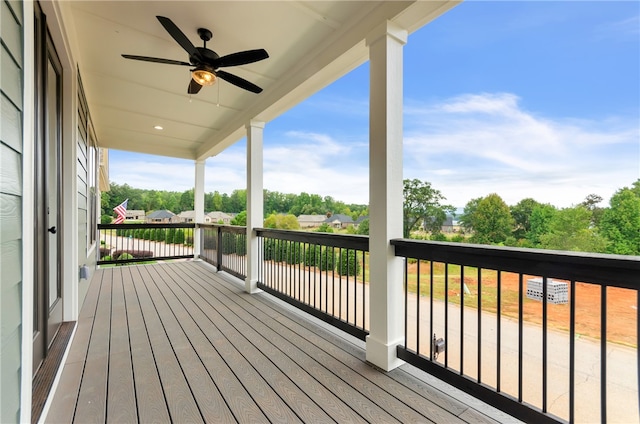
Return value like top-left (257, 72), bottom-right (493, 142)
top-left (192, 65), bottom-right (216, 86)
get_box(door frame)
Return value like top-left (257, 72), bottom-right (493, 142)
top-left (32, 1), bottom-right (64, 375)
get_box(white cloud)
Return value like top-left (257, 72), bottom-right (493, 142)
top-left (404, 92), bottom-right (639, 207)
top-left (109, 92), bottom-right (638, 209)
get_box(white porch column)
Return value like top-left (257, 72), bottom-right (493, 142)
top-left (194, 159), bottom-right (206, 257)
top-left (365, 21), bottom-right (407, 371)
top-left (245, 120), bottom-right (265, 293)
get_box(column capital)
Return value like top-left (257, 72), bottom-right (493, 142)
top-left (246, 119), bottom-right (265, 130)
top-left (366, 20), bottom-right (408, 47)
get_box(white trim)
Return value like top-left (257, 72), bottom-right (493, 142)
top-left (20, 3), bottom-right (35, 422)
top-left (40, 0), bottom-right (80, 322)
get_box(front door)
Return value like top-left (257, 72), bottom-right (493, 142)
top-left (33, 4), bottom-right (63, 374)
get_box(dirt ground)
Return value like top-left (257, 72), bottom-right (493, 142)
top-left (407, 262), bottom-right (637, 347)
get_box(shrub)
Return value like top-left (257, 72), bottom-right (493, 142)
top-left (450, 234), bottom-right (465, 243)
top-left (304, 244), bottom-right (321, 267)
top-left (173, 229), bottom-right (185, 244)
top-left (112, 250), bottom-right (153, 259)
top-left (99, 247), bottom-right (112, 259)
top-left (235, 234), bottom-right (247, 256)
top-left (315, 223), bottom-right (333, 233)
top-left (319, 247), bottom-right (335, 271)
top-left (430, 232), bottom-right (447, 241)
top-left (336, 249), bottom-right (360, 276)
top-left (101, 215), bottom-right (113, 224)
top-left (221, 232), bottom-right (236, 254)
top-left (285, 241), bottom-right (303, 264)
top-left (118, 252), bottom-right (134, 261)
top-left (166, 228), bottom-right (176, 244)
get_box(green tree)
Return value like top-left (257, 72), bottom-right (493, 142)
top-left (179, 189), bottom-right (194, 212)
top-left (264, 213), bottom-right (300, 230)
top-left (510, 198), bottom-right (541, 240)
top-left (459, 197), bottom-right (482, 233)
top-left (580, 193), bottom-right (605, 227)
top-left (403, 179), bottom-right (454, 238)
top-left (231, 210), bottom-right (247, 226)
top-left (469, 194), bottom-right (514, 244)
top-left (315, 223), bottom-right (334, 233)
top-left (539, 206), bottom-right (607, 252)
top-left (527, 203), bottom-right (557, 246)
top-left (356, 219), bottom-right (369, 235)
top-left (599, 182), bottom-right (640, 255)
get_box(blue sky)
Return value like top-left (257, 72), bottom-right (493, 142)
top-left (110, 1), bottom-right (639, 208)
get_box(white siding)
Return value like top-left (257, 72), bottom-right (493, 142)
top-left (0, 0), bottom-right (23, 421)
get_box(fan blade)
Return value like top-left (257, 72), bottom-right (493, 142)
top-left (156, 16), bottom-right (199, 59)
top-left (213, 49), bottom-right (269, 68)
top-left (122, 54), bottom-right (191, 66)
top-left (216, 70), bottom-right (263, 93)
top-left (188, 79), bottom-right (203, 94)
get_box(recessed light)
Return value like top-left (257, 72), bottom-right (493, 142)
top-left (153, 125), bottom-right (163, 130)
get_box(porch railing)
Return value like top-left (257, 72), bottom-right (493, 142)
top-left (198, 224), bottom-right (247, 280)
top-left (255, 228), bottom-right (370, 341)
top-left (98, 223), bottom-right (195, 265)
top-left (391, 238), bottom-right (640, 424)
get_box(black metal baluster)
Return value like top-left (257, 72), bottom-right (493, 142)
top-left (460, 265), bottom-right (465, 375)
top-left (417, 260), bottom-right (421, 356)
top-left (543, 276), bottom-right (548, 413)
top-left (445, 262), bottom-right (449, 368)
top-left (570, 280), bottom-right (576, 423)
top-left (518, 273), bottom-right (523, 403)
top-left (430, 260), bottom-right (434, 361)
top-left (497, 270), bottom-right (502, 392)
top-left (601, 285), bottom-right (607, 423)
top-left (478, 267), bottom-right (482, 383)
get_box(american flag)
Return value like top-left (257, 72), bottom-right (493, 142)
top-left (113, 199), bottom-right (128, 224)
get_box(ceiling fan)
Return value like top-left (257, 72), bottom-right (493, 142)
top-left (122, 16), bottom-right (268, 94)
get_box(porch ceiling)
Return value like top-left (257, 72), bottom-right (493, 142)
top-left (63, 1), bottom-right (458, 160)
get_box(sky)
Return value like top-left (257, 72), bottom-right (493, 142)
top-left (109, 1), bottom-right (640, 209)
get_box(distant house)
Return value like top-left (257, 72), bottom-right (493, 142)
top-left (175, 210), bottom-right (214, 223)
top-left (354, 215), bottom-right (368, 228)
top-left (146, 210), bottom-right (176, 223)
top-left (324, 214), bottom-right (354, 229)
top-left (441, 215), bottom-right (461, 233)
top-left (125, 210), bottom-right (145, 221)
top-left (297, 214), bottom-right (327, 228)
top-left (207, 211), bottom-right (233, 225)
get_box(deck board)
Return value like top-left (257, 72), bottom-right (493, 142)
top-left (120, 265), bottom-right (171, 424)
top-left (46, 261), bottom-right (510, 424)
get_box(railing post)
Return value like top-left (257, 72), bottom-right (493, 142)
top-left (216, 226), bottom-right (223, 270)
top-left (365, 20), bottom-right (407, 372)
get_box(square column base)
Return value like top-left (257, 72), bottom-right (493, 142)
top-left (365, 335), bottom-right (405, 371)
top-left (245, 278), bottom-right (262, 294)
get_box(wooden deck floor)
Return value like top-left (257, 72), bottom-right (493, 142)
top-left (45, 261), bottom-right (516, 423)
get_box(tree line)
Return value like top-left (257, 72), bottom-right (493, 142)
top-left (102, 179), bottom-right (639, 256)
top-left (403, 178), bottom-right (640, 256)
top-left (101, 183), bottom-right (368, 220)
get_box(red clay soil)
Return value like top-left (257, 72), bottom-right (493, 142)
top-left (406, 263), bottom-right (637, 347)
